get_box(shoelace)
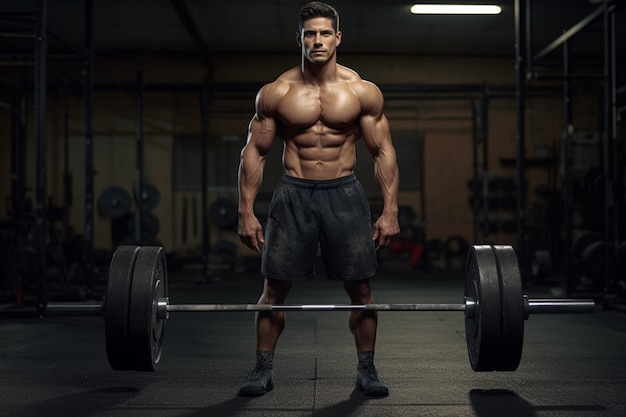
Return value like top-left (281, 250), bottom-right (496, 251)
top-left (358, 366), bottom-right (381, 381)
top-left (246, 367), bottom-right (272, 381)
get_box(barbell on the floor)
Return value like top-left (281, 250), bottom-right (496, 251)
top-left (46, 245), bottom-right (595, 373)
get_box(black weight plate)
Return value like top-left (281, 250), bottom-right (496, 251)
top-left (531, 250), bottom-right (552, 279)
top-left (105, 245), bottom-right (140, 370)
top-left (492, 245), bottom-right (524, 371)
top-left (582, 240), bottom-right (605, 283)
top-left (129, 246), bottom-right (168, 371)
top-left (572, 231), bottom-right (602, 260)
top-left (465, 245), bottom-right (502, 371)
top-left (98, 187), bottom-right (132, 219)
top-left (209, 198), bottom-right (238, 229)
top-left (134, 184), bottom-right (161, 212)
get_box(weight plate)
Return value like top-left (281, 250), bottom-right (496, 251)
top-left (98, 187), bottom-right (132, 219)
top-left (582, 240), bottom-right (605, 284)
top-left (134, 184), bottom-right (161, 212)
top-left (105, 245), bottom-right (140, 370)
top-left (465, 245), bottom-right (502, 371)
top-left (209, 198), bottom-right (238, 229)
top-left (531, 250), bottom-right (552, 279)
top-left (572, 231), bottom-right (602, 260)
top-left (492, 245), bottom-right (524, 371)
top-left (129, 246), bottom-right (168, 371)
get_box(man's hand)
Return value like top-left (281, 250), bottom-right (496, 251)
top-left (372, 212), bottom-right (400, 251)
top-left (238, 213), bottom-right (265, 252)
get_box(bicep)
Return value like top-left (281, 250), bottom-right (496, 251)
top-left (357, 82), bottom-right (393, 156)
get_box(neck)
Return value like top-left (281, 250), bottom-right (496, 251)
top-left (300, 56), bottom-right (337, 84)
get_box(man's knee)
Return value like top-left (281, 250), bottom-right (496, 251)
top-left (262, 278), bottom-right (293, 304)
top-left (343, 279), bottom-right (373, 303)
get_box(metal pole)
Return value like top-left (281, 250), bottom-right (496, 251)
top-left (83, 0), bottom-right (95, 296)
top-left (532, 4), bottom-right (606, 63)
top-left (45, 299), bottom-right (596, 316)
top-left (200, 87), bottom-right (209, 282)
top-left (62, 89), bottom-right (72, 240)
top-left (34, 0), bottom-right (47, 316)
top-left (563, 39), bottom-right (574, 296)
top-left (471, 100), bottom-right (479, 242)
top-left (168, 303), bottom-right (469, 312)
top-left (525, 0), bottom-right (532, 68)
top-left (480, 83), bottom-right (490, 241)
top-left (135, 70), bottom-right (144, 244)
top-left (515, 0), bottom-right (527, 272)
top-left (603, 2), bottom-right (617, 298)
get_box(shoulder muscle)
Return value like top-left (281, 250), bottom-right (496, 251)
top-left (351, 79), bottom-right (384, 117)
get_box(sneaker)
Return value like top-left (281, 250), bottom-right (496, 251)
top-left (238, 367), bottom-right (274, 396)
top-left (356, 365), bottom-right (389, 397)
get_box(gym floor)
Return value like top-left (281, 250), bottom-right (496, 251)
top-left (1, 263), bottom-right (625, 417)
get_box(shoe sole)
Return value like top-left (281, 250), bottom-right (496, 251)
top-left (238, 381), bottom-right (274, 397)
top-left (356, 381), bottom-right (389, 397)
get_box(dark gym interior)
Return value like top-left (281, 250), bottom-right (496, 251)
top-left (1, 1), bottom-right (625, 416)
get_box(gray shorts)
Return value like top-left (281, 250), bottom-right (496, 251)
top-left (261, 174), bottom-right (378, 281)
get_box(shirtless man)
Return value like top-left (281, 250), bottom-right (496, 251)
top-left (237, 1), bottom-right (399, 397)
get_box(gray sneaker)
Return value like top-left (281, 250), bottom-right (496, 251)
top-left (238, 367), bottom-right (274, 396)
top-left (356, 365), bottom-right (388, 397)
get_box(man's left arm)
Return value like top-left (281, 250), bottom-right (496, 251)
top-left (359, 81), bottom-right (400, 250)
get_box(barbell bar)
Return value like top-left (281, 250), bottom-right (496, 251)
top-left (46, 298), bottom-right (594, 315)
top-left (45, 244), bottom-right (595, 373)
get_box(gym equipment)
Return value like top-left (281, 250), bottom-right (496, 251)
top-left (134, 184), bottom-right (161, 212)
top-left (98, 187), bottom-right (131, 219)
top-left (209, 198), bottom-right (238, 229)
top-left (46, 244), bottom-right (595, 373)
top-left (531, 250), bottom-right (552, 280)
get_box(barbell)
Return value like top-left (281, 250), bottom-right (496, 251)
top-left (46, 244), bottom-right (595, 373)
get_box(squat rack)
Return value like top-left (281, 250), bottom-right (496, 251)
top-left (0, 0), bottom-right (98, 312)
top-left (515, 0), bottom-right (622, 300)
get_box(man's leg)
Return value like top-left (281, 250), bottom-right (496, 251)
top-left (344, 279), bottom-right (389, 397)
top-left (344, 279), bottom-right (377, 351)
top-left (238, 278), bottom-right (292, 396)
top-left (256, 278), bottom-right (292, 350)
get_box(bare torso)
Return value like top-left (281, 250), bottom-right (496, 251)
top-left (266, 65), bottom-right (366, 180)
top-left (238, 15), bottom-right (398, 254)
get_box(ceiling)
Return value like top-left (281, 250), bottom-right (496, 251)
top-left (0, 0), bottom-right (623, 63)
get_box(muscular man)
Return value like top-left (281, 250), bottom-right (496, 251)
top-left (237, 1), bottom-right (400, 397)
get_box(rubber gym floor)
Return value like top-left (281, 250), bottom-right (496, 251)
top-left (1, 259), bottom-right (625, 417)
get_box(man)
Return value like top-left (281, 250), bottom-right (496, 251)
top-left (237, 1), bottom-right (400, 397)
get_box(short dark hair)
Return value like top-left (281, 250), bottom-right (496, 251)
top-left (298, 2), bottom-right (339, 33)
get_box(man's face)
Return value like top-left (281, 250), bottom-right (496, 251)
top-left (298, 17), bottom-right (342, 65)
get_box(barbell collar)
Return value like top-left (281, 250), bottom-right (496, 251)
top-left (527, 298), bottom-right (596, 315)
top-left (46, 302), bottom-right (103, 316)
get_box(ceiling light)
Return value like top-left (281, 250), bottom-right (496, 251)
top-left (410, 4), bottom-right (502, 14)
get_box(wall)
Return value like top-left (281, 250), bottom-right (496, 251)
top-left (0, 52), bottom-right (603, 260)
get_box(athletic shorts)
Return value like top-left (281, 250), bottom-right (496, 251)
top-left (261, 174), bottom-right (379, 281)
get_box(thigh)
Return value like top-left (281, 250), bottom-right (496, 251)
top-left (319, 181), bottom-right (378, 280)
top-left (261, 182), bottom-right (319, 281)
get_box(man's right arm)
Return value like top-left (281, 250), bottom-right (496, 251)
top-left (237, 86), bottom-right (278, 252)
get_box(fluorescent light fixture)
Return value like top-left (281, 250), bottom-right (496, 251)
top-left (410, 4), bottom-right (502, 14)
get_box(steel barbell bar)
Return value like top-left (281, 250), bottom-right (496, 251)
top-left (46, 297), bottom-right (595, 318)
